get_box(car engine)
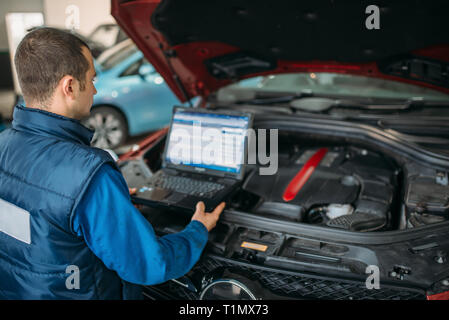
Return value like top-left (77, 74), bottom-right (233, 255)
top-left (239, 145), bottom-right (398, 232)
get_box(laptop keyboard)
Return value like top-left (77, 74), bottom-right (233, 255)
top-left (148, 171), bottom-right (225, 198)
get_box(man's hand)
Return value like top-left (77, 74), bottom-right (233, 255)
top-left (191, 201), bottom-right (225, 232)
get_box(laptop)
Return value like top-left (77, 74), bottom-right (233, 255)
top-left (132, 107), bottom-right (253, 212)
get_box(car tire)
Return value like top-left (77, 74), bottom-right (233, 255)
top-left (84, 106), bottom-right (128, 150)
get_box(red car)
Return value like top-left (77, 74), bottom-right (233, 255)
top-left (112, 0), bottom-right (449, 300)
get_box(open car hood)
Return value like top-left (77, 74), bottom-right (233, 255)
top-left (112, 0), bottom-right (449, 102)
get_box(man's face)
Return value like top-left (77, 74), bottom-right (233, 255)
top-left (72, 46), bottom-right (97, 119)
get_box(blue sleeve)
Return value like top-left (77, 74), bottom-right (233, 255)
top-left (72, 164), bottom-right (209, 285)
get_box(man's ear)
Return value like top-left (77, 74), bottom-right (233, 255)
top-left (60, 75), bottom-right (76, 99)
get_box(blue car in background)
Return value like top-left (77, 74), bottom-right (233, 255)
top-left (85, 39), bottom-right (186, 149)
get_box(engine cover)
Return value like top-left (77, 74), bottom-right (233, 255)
top-left (243, 146), bottom-right (397, 231)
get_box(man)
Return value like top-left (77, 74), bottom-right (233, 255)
top-left (0, 27), bottom-right (224, 299)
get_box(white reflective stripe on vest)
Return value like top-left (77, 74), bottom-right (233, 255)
top-left (0, 198), bottom-right (31, 244)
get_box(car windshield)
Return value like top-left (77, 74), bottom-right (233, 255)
top-left (217, 72), bottom-right (449, 102)
top-left (98, 43), bottom-right (138, 71)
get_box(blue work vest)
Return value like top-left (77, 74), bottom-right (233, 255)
top-left (0, 105), bottom-right (136, 299)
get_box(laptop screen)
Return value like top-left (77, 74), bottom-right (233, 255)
top-left (164, 108), bottom-right (250, 175)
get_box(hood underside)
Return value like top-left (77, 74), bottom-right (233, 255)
top-left (112, 0), bottom-right (449, 101)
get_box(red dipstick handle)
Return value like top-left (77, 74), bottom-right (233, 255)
top-left (282, 148), bottom-right (328, 202)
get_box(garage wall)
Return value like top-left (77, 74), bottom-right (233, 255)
top-left (0, 0), bottom-right (115, 89)
top-left (0, 0), bottom-right (44, 50)
top-left (43, 0), bottom-right (115, 36)
top-left (0, 0), bottom-right (44, 88)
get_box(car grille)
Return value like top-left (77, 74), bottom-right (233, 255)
top-left (148, 256), bottom-right (426, 300)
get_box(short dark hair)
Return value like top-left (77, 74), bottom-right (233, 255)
top-left (14, 27), bottom-right (90, 106)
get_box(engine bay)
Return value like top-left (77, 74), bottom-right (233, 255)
top-left (118, 115), bottom-right (449, 289)
top-left (120, 120), bottom-right (449, 233)
top-left (238, 143), bottom-right (398, 232)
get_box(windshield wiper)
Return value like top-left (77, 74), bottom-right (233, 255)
top-left (231, 91), bottom-right (449, 113)
top-left (327, 97), bottom-right (449, 111)
top-left (233, 90), bottom-right (314, 105)
top-left (289, 96), bottom-right (449, 113)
